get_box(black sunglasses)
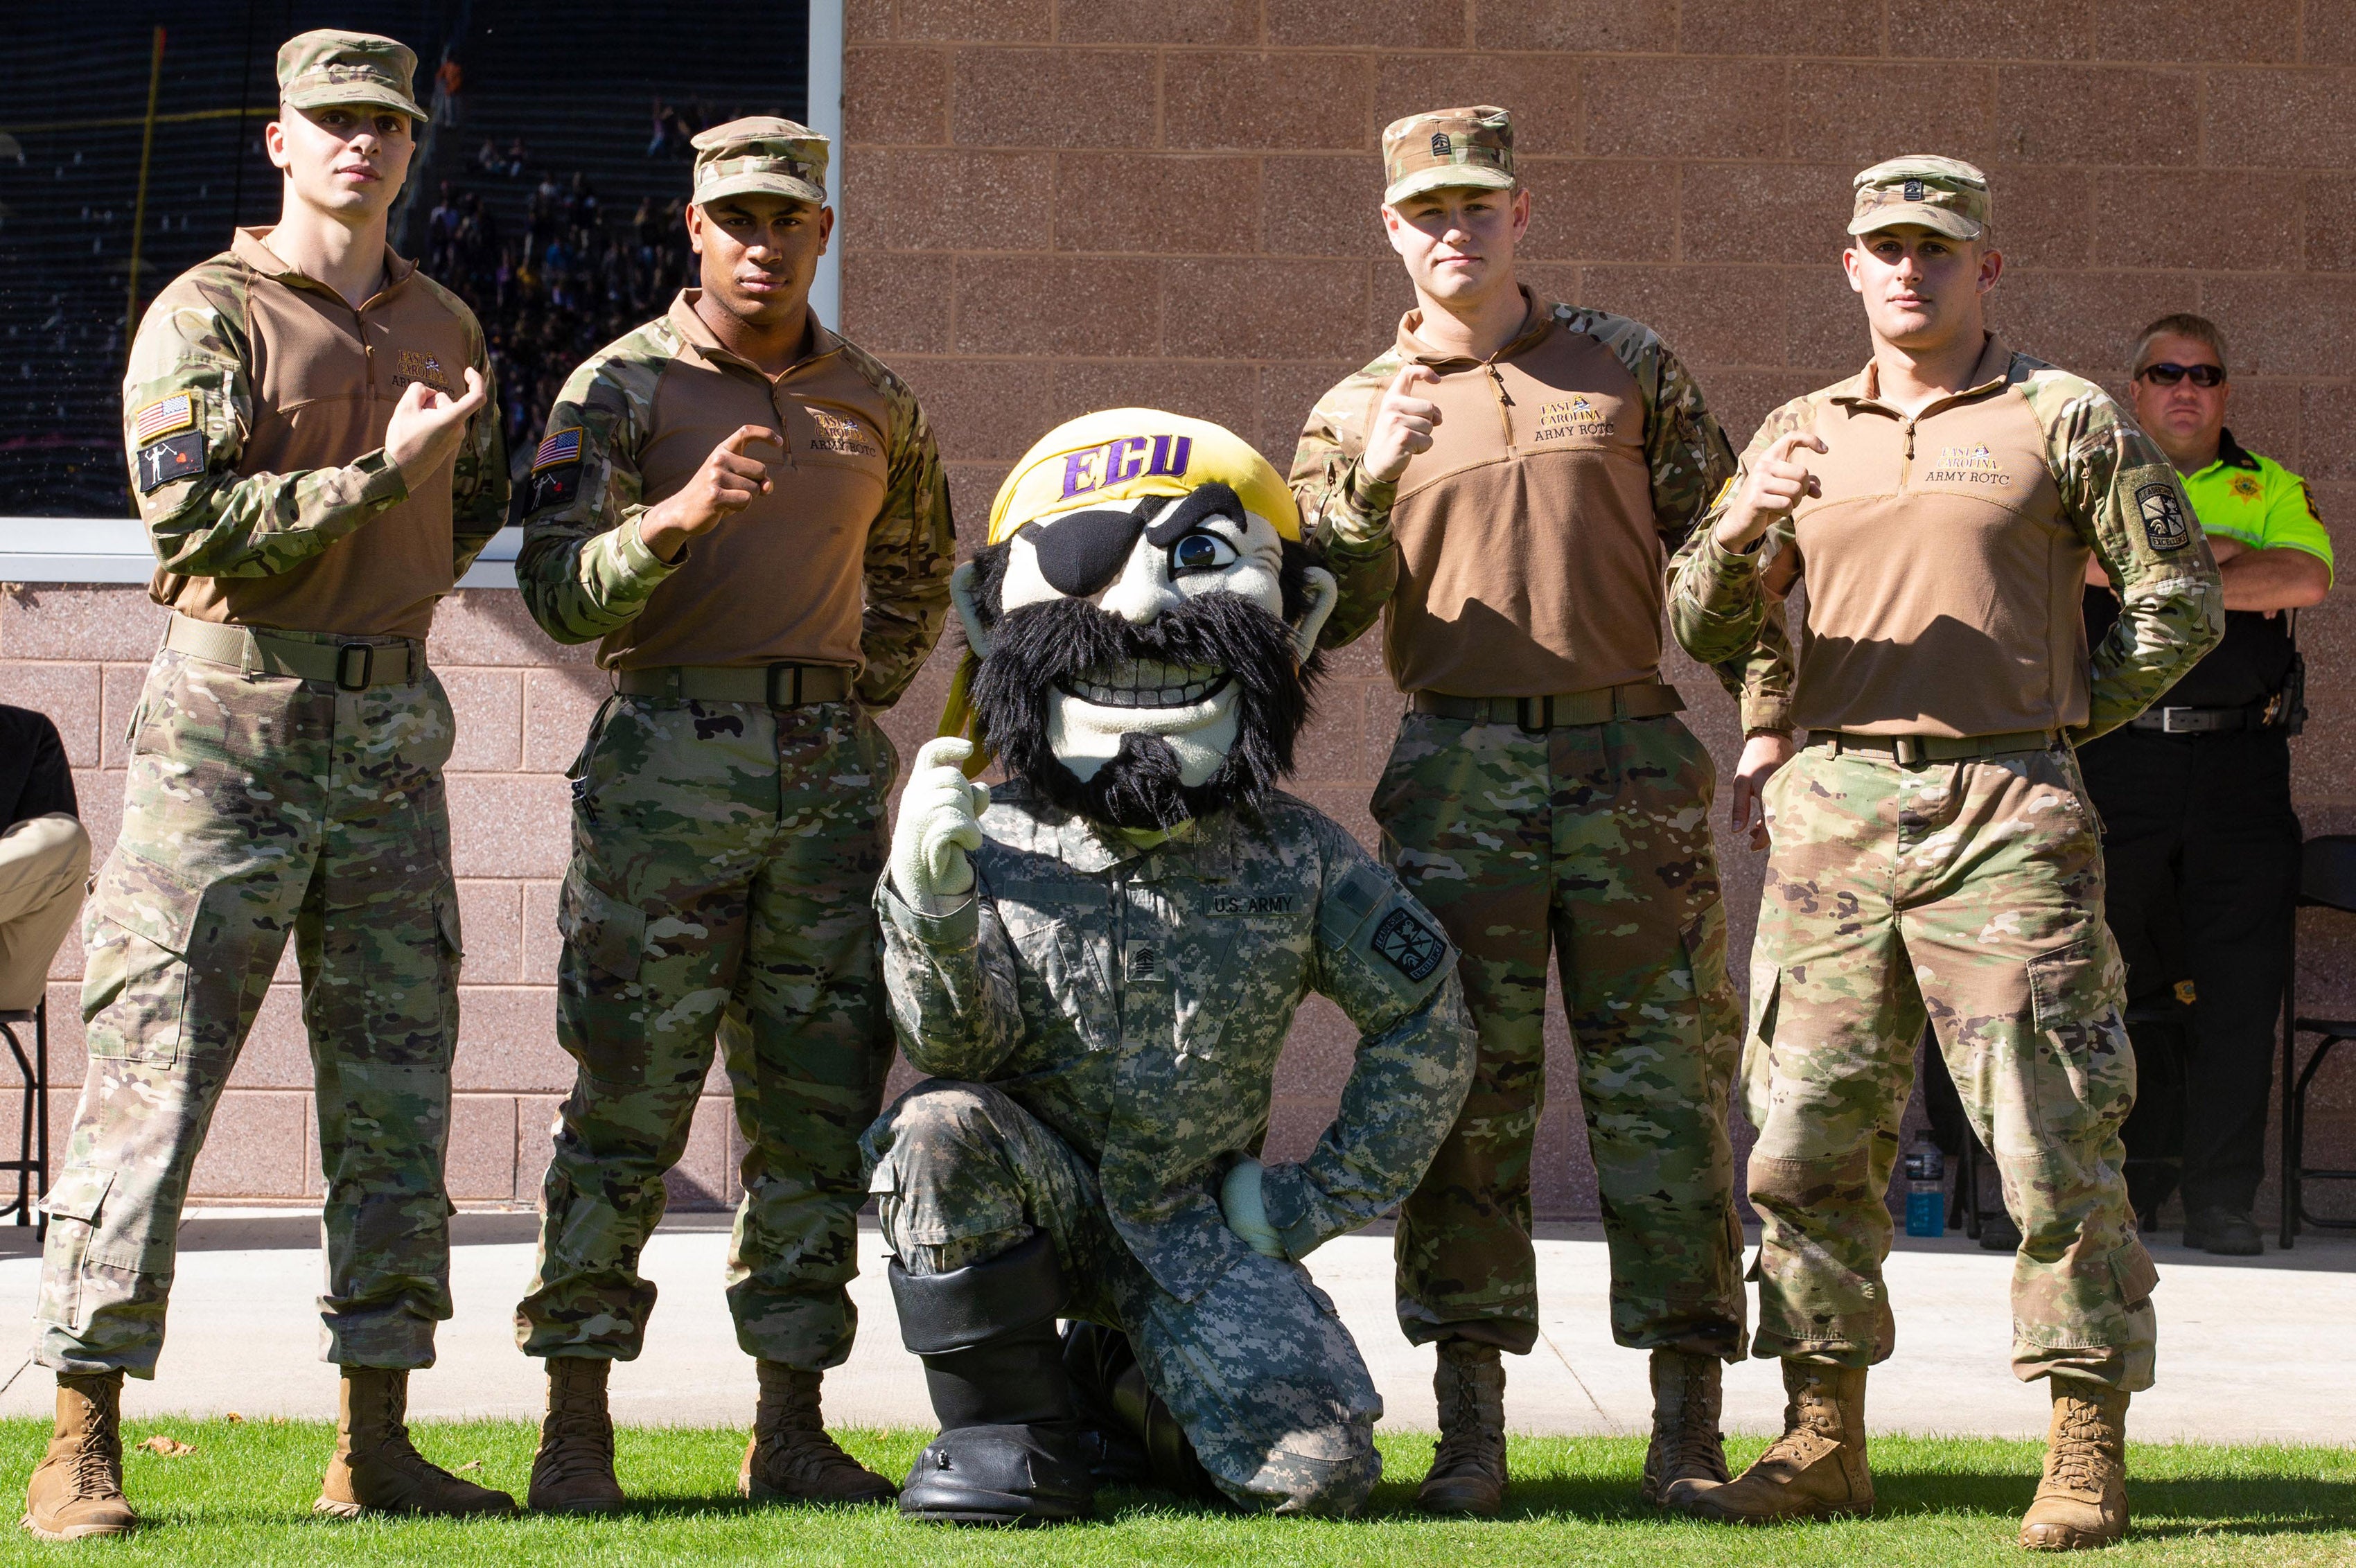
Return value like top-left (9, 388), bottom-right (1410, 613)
top-left (2137, 362), bottom-right (2226, 388)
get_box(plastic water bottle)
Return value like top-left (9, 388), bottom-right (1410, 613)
top-left (1904, 1134), bottom-right (1946, 1237)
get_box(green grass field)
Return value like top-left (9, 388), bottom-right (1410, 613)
top-left (0, 1419), bottom-right (2346, 1565)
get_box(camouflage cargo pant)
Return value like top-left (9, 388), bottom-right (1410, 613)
top-left (863, 1080), bottom-right (1382, 1517)
top-left (1376, 712), bottom-right (1746, 1359)
top-left (1746, 741), bottom-right (2157, 1391)
top-left (513, 695), bottom-right (897, 1370)
top-left (37, 641), bottom-right (461, 1376)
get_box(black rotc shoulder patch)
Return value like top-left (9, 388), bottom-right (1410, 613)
top-left (1371, 907), bottom-right (1447, 983)
top-left (135, 430), bottom-right (205, 493)
top-left (2136, 482), bottom-right (2191, 552)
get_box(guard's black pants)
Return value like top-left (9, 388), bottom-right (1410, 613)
top-left (2078, 725), bottom-right (2300, 1219)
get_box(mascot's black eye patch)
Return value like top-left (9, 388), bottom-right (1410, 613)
top-left (1144, 483), bottom-right (1242, 548)
top-left (1028, 506), bottom-right (1145, 597)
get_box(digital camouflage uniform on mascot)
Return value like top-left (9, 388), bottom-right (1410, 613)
top-left (863, 410), bottom-right (1476, 1524)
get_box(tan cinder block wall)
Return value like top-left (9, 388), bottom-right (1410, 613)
top-left (6, 3), bottom-right (2355, 1218)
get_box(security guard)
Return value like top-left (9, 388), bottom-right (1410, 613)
top-left (511, 117), bottom-right (953, 1511)
top-left (29, 30), bottom-right (512, 1540)
top-left (1666, 157), bottom-right (2221, 1550)
top-left (2082, 312), bottom-right (2331, 1256)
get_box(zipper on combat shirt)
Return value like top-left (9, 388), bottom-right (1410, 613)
top-left (1483, 362), bottom-right (1514, 449)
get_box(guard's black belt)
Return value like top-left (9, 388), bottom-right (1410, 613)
top-left (2129, 704), bottom-right (2255, 734)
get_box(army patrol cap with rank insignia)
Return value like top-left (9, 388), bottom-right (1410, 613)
top-left (1849, 155), bottom-right (1992, 241)
top-left (690, 117), bottom-right (829, 207)
top-left (276, 30), bottom-right (428, 122)
top-left (1381, 106), bottom-right (1514, 206)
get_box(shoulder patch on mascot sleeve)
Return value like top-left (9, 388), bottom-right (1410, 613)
top-left (1370, 906), bottom-right (1447, 983)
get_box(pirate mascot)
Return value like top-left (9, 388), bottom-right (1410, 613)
top-left (864, 410), bottom-right (1474, 1523)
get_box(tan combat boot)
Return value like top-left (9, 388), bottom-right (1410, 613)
top-left (1669, 1360), bottom-right (1874, 1522)
top-left (1416, 1339), bottom-right (1508, 1517)
top-left (739, 1361), bottom-right (895, 1504)
top-left (2019, 1380), bottom-right (2129, 1551)
top-left (315, 1367), bottom-right (517, 1518)
top-left (21, 1372), bottom-right (138, 1542)
top-left (529, 1357), bottom-right (626, 1514)
top-left (1640, 1349), bottom-right (1729, 1505)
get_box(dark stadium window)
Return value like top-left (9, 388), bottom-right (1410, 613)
top-left (0, 5), bottom-right (812, 518)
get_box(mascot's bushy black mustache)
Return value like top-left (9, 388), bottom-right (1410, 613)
top-left (969, 549), bottom-right (1326, 831)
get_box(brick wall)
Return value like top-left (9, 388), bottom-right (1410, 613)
top-left (6, 3), bottom-right (2356, 1219)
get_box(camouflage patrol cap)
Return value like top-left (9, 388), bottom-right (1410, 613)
top-left (1849, 155), bottom-right (1991, 240)
top-left (1380, 106), bottom-right (1514, 206)
top-left (690, 117), bottom-right (829, 208)
top-left (276, 30), bottom-right (427, 123)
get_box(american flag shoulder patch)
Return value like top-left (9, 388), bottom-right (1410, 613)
top-left (532, 428), bottom-right (584, 473)
top-left (132, 393), bottom-right (196, 445)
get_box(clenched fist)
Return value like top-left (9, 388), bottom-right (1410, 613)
top-left (1714, 431), bottom-right (1828, 554)
top-left (638, 424), bottom-right (782, 563)
top-left (385, 366), bottom-right (489, 489)
top-left (890, 737), bottom-right (993, 915)
top-left (1360, 362), bottom-right (1443, 484)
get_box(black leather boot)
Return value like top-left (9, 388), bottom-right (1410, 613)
top-left (1062, 1320), bottom-right (1217, 1499)
top-left (890, 1233), bottom-right (1096, 1526)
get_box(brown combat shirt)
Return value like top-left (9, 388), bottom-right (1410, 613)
top-left (122, 227), bottom-right (506, 640)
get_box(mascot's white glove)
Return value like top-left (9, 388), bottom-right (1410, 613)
top-left (1220, 1158), bottom-right (1287, 1258)
top-left (890, 737), bottom-right (992, 916)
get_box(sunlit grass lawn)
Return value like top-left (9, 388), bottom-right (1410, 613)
top-left (0, 1418), bottom-right (2346, 1565)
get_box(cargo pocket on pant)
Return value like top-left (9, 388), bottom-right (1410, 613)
top-left (558, 864), bottom-right (646, 984)
top-left (79, 850), bottom-right (209, 1065)
top-left (37, 1167), bottom-right (112, 1331)
top-left (2025, 933), bottom-right (2138, 1140)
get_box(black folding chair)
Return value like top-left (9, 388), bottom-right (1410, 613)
top-left (0, 998), bottom-right (49, 1240)
top-left (2283, 834), bottom-right (2356, 1247)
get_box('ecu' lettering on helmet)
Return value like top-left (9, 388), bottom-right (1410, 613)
top-left (1059, 434), bottom-right (1195, 501)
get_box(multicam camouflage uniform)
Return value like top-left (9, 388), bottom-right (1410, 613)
top-left (39, 236), bottom-right (505, 1377)
top-left (862, 782), bottom-right (1475, 1514)
top-left (511, 306), bottom-right (951, 1371)
top-left (1667, 344), bottom-right (2224, 1390)
top-left (1293, 303), bottom-right (1764, 1361)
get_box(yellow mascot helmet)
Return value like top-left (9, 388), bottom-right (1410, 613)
top-left (943, 409), bottom-right (1305, 770)
top-left (983, 408), bottom-right (1301, 546)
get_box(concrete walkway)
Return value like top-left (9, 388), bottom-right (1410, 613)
top-left (0, 1213), bottom-right (2344, 1444)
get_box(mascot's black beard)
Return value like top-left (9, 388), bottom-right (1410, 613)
top-left (972, 590), bottom-right (1323, 832)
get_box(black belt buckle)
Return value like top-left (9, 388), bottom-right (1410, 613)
top-left (2157, 707), bottom-right (2197, 734)
top-left (766, 663), bottom-right (805, 707)
top-left (335, 643), bottom-right (375, 691)
top-left (1515, 696), bottom-right (1553, 734)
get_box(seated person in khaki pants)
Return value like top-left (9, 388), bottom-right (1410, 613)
top-left (0, 703), bottom-right (89, 1014)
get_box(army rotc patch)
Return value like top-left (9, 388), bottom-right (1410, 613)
top-left (530, 427), bottom-right (584, 511)
top-left (1371, 907), bottom-right (1447, 983)
top-left (2136, 482), bottom-right (2191, 552)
